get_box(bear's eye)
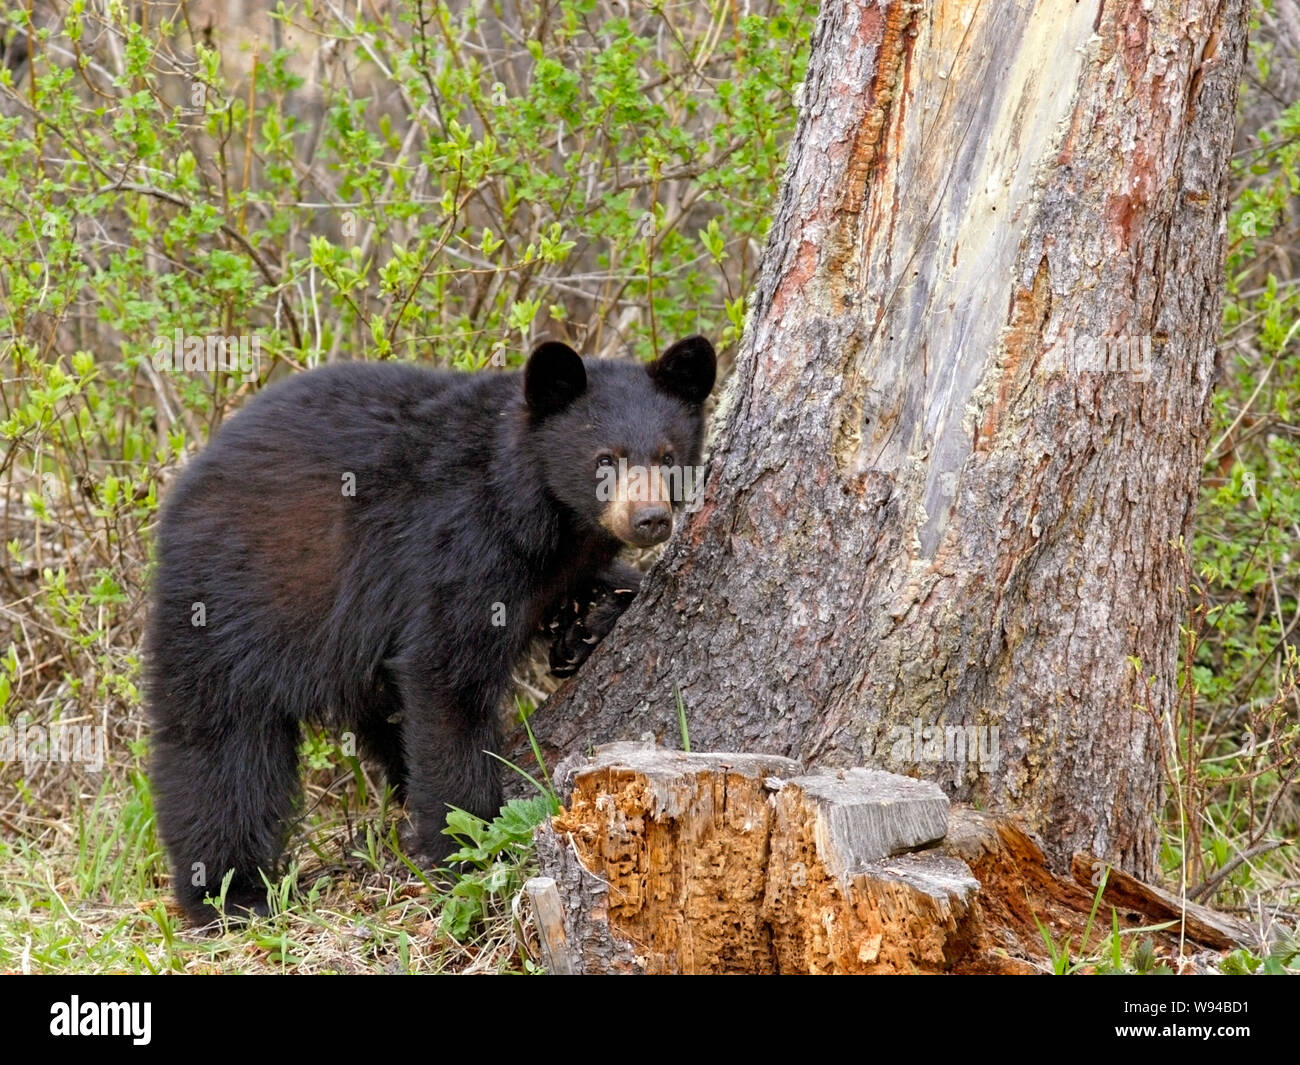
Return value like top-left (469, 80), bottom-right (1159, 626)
top-left (661, 452), bottom-right (675, 468)
top-left (596, 452), bottom-right (616, 469)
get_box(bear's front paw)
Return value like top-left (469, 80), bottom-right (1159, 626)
top-left (546, 579), bottom-right (637, 678)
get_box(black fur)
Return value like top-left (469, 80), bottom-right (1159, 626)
top-left (146, 337), bottom-right (715, 922)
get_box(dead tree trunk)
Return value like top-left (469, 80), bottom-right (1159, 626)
top-left (522, 0), bottom-right (1250, 879)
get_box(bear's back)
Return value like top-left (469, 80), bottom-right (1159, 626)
top-left (147, 362), bottom-right (522, 712)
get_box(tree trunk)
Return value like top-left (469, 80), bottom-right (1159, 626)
top-left (521, 0), bottom-right (1250, 879)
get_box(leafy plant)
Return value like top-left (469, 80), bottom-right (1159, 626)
top-left (1174, 39), bottom-right (1300, 910)
top-left (436, 794), bottom-right (560, 942)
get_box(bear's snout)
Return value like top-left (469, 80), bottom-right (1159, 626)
top-left (630, 502), bottom-right (672, 545)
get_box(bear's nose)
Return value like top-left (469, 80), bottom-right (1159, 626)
top-left (631, 504), bottom-right (672, 545)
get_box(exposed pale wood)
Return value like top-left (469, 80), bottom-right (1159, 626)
top-left (777, 769), bottom-right (949, 877)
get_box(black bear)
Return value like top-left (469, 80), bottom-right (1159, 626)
top-left (146, 336), bottom-right (716, 922)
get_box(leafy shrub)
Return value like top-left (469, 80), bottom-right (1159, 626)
top-left (1175, 25), bottom-right (1300, 907)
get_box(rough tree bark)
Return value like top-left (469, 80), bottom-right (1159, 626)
top-left (521, 0), bottom-right (1250, 879)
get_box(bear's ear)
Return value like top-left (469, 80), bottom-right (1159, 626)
top-left (525, 341), bottom-right (587, 415)
top-left (647, 336), bottom-right (716, 405)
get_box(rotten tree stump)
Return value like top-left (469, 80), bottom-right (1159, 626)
top-left (529, 743), bottom-right (1261, 974)
top-left (532, 743), bottom-right (977, 973)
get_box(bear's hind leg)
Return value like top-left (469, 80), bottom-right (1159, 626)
top-left (151, 712), bottom-right (302, 923)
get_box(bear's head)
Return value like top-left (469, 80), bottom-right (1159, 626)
top-left (524, 336), bottom-right (716, 548)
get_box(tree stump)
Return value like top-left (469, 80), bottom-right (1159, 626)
top-left (530, 743), bottom-right (1259, 974)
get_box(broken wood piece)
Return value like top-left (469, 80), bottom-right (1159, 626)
top-left (1070, 853), bottom-right (1256, 951)
top-left (524, 877), bottom-right (574, 975)
top-left (775, 768), bottom-right (950, 876)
